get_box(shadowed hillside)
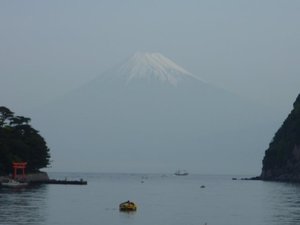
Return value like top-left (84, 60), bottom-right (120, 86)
top-left (261, 93), bottom-right (300, 181)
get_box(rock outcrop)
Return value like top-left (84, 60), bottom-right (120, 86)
top-left (0, 171), bottom-right (49, 183)
top-left (261, 93), bottom-right (300, 181)
top-left (25, 171), bottom-right (49, 182)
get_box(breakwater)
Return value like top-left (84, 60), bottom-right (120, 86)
top-left (31, 179), bottom-right (87, 185)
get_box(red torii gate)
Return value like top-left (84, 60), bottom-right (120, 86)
top-left (12, 162), bottom-right (27, 179)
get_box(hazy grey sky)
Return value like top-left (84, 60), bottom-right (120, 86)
top-left (1, 0), bottom-right (299, 115)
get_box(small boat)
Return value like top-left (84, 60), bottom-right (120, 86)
top-left (1, 178), bottom-right (28, 188)
top-left (174, 170), bottom-right (189, 176)
top-left (119, 201), bottom-right (137, 211)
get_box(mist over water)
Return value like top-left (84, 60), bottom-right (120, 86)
top-left (1, 173), bottom-right (300, 225)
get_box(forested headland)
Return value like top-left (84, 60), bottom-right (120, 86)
top-left (261, 93), bottom-right (300, 181)
top-left (0, 106), bottom-right (50, 175)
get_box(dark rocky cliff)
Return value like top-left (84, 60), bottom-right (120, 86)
top-left (261, 93), bottom-right (300, 181)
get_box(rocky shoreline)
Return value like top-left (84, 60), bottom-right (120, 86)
top-left (241, 174), bottom-right (300, 183)
top-left (0, 171), bottom-right (49, 183)
top-left (260, 175), bottom-right (300, 182)
top-left (0, 172), bottom-right (87, 185)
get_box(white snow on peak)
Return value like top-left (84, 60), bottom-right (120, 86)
top-left (117, 52), bottom-right (204, 86)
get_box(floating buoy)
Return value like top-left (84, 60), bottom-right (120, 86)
top-left (119, 201), bottom-right (137, 211)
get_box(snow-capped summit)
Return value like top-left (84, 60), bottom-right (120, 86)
top-left (116, 52), bottom-right (204, 86)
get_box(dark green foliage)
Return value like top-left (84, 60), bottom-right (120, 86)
top-left (262, 93), bottom-right (300, 174)
top-left (0, 107), bottom-right (50, 175)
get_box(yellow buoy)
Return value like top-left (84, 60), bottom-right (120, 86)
top-left (119, 201), bottom-right (137, 211)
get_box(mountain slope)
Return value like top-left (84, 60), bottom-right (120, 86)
top-left (31, 52), bottom-right (274, 173)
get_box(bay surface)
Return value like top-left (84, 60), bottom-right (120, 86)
top-left (1, 173), bottom-right (300, 225)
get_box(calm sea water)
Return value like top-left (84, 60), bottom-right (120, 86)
top-left (1, 173), bottom-right (300, 225)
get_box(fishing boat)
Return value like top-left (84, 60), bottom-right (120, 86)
top-left (1, 178), bottom-right (28, 188)
top-left (174, 170), bottom-right (189, 176)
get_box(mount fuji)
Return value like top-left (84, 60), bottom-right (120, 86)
top-left (32, 52), bottom-right (274, 173)
top-left (112, 52), bottom-right (204, 86)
